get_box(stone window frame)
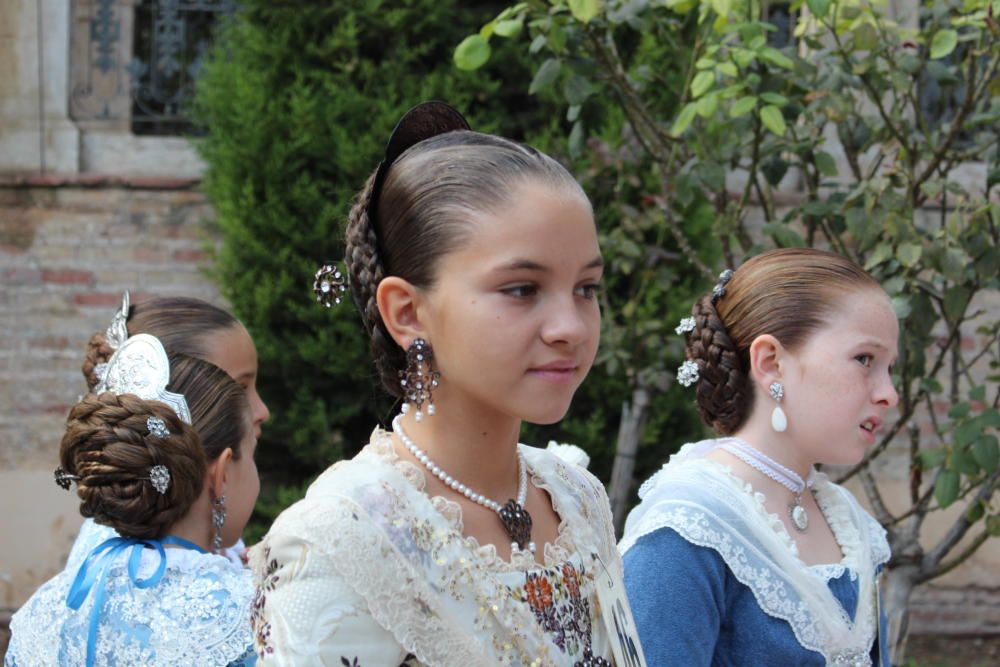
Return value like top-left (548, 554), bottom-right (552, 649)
top-left (68, 0), bottom-right (231, 177)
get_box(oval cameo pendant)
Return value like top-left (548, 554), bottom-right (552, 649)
top-left (790, 502), bottom-right (809, 532)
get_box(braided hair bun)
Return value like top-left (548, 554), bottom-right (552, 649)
top-left (682, 248), bottom-right (882, 435)
top-left (60, 353), bottom-right (249, 539)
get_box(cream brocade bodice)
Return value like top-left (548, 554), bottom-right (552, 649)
top-left (248, 429), bottom-right (620, 666)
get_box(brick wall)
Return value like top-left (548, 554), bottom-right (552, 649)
top-left (0, 179), bottom-right (221, 469)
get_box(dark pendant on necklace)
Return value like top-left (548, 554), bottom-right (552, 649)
top-left (499, 499), bottom-right (533, 550)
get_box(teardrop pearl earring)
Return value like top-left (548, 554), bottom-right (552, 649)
top-left (770, 381), bottom-right (787, 433)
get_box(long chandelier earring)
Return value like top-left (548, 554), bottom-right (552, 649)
top-left (399, 338), bottom-right (440, 422)
top-left (770, 381), bottom-right (788, 433)
top-left (211, 495), bottom-right (227, 552)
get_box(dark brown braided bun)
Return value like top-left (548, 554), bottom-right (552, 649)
top-left (60, 353), bottom-right (249, 539)
top-left (686, 295), bottom-right (751, 435)
top-left (80, 296), bottom-right (239, 390)
top-left (81, 332), bottom-right (115, 391)
top-left (344, 129), bottom-right (588, 396)
top-left (684, 248), bottom-right (883, 435)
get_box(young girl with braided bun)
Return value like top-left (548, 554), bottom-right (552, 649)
top-left (6, 334), bottom-right (260, 666)
top-left (249, 102), bottom-right (630, 666)
top-left (621, 248), bottom-right (897, 666)
top-left (65, 293), bottom-right (270, 569)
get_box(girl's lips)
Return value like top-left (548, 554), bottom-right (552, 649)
top-left (527, 364), bottom-right (578, 384)
top-left (860, 424), bottom-right (876, 445)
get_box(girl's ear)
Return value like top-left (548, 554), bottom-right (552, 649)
top-left (206, 447), bottom-right (234, 499)
top-left (377, 276), bottom-right (429, 350)
top-left (747, 333), bottom-right (785, 392)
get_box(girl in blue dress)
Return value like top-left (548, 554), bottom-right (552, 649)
top-left (621, 248), bottom-right (896, 666)
top-left (6, 329), bottom-right (260, 666)
top-left (66, 292), bottom-right (270, 571)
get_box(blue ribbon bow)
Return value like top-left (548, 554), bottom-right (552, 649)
top-left (65, 534), bottom-right (205, 667)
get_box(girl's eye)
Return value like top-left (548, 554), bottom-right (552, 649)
top-left (576, 283), bottom-right (603, 299)
top-left (502, 284), bottom-right (537, 299)
top-left (856, 354), bottom-right (873, 367)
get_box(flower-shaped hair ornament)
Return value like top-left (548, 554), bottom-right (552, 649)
top-left (313, 263), bottom-right (348, 308)
top-left (675, 317), bottom-right (696, 335)
top-left (711, 269), bottom-right (734, 304)
top-left (677, 360), bottom-right (700, 387)
top-left (146, 416), bottom-right (171, 439)
top-left (146, 465), bottom-right (171, 495)
top-left (54, 467), bottom-right (80, 490)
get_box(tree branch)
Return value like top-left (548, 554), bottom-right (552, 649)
top-left (921, 469), bottom-right (1000, 577)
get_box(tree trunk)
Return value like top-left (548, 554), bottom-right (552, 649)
top-left (608, 386), bottom-right (651, 534)
top-left (884, 565), bottom-right (918, 665)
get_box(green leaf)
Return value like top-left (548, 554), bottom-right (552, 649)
top-left (759, 105), bottom-right (786, 135)
top-left (949, 402), bottom-right (971, 419)
top-left (891, 295), bottom-right (911, 319)
top-left (952, 448), bottom-right (980, 476)
top-left (760, 47), bottom-right (794, 70)
top-left (529, 58), bottom-right (562, 94)
top-left (934, 469), bottom-right (960, 508)
top-left (970, 385), bottom-right (986, 402)
top-left (918, 448), bottom-right (947, 470)
top-left (943, 286), bottom-right (971, 322)
top-left (568, 120), bottom-right (585, 158)
top-left (696, 93), bottom-right (719, 118)
top-left (717, 62), bottom-right (739, 77)
top-left (955, 418), bottom-right (983, 447)
top-left (930, 29), bottom-right (958, 60)
top-left (896, 242), bottom-right (923, 268)
top-left (670, 102), bottom-right (698, 137)
top-left (691, 70), bottom-right (715, 98)
top-left (972, 435), bottom-right (999, 472)
top-left (941, 247), bottom-right (969, 282)
top-left (760, 92), bottom-right (788, 106)
top-left (865, 244), bottom-right (893, 270)
top-left (762, 222), bottom-right (805, 247)
top-left (568, 0), bottom-right (600, 23)
top-left (988, 515), bottom-right (1000, 537)
top-left (493, 18), bottom-right (523, 37)
top-left (806, 0), bottom-right (831, 18)
top-left (853, 23), bottom-right (878, 51)
top-left (454, 35), bottom-right (491, 70)
top-left (966, 501), bottom-right (985, 523)
top-left (730, 96), bottom-right (757, 117)
top-left (563, 74), bottom-right (593, 106)
top-left (815, 151), bottom-right (838, 177)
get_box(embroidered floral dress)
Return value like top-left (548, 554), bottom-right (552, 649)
top-left (620, 438), bottom-right (891, 667)
top-left (6, 544), bottom-right (256, 666)
top-left (249, 428), bottom-right (619, 666)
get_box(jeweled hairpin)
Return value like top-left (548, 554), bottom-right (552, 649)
top-left (54, 467), bottom-right (80, 490)
top-left (711, 269), bottom-right (735, 304)
top-left (144, 465), bottom-right (171, 495)
top-left (146, 416), bottom-right (170, 439)
top-left (675, 317), bottom-right (696, 335)
top-left (313, 263), bottom-right (347, 308)
top-left (677, 360), bottom-right (700, 387)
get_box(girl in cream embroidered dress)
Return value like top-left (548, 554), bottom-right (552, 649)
top-left (250, 102), bottom-right (620, 666)
top-left (250, 429), bottom-right (617, 666)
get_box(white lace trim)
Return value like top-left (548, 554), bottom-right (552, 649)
top-left (620, 440), bottom-right (888, 662)
top-left (253, 429), bottom-right (618, 666)
top-left (9, 548), bottom-right (254, 666)
top-left (370, 427), bottom-right (578, 573)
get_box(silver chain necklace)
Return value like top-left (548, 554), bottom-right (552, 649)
top-left (392, 414), bottom-right (536, 554)
top-left (720, 438), bottom-right (815, 532)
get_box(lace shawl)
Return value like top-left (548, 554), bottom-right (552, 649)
top-left (249, 428), bottom-right (620, 666)
top-left (7, 547), bottom-right (255, 666)
top-left (619, 439), bottom-right (890, 665)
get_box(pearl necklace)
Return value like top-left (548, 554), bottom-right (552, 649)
top-left (720, 438), bottom-right (815, 532)
top-left (392, 414), bottom-right (536, 554)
